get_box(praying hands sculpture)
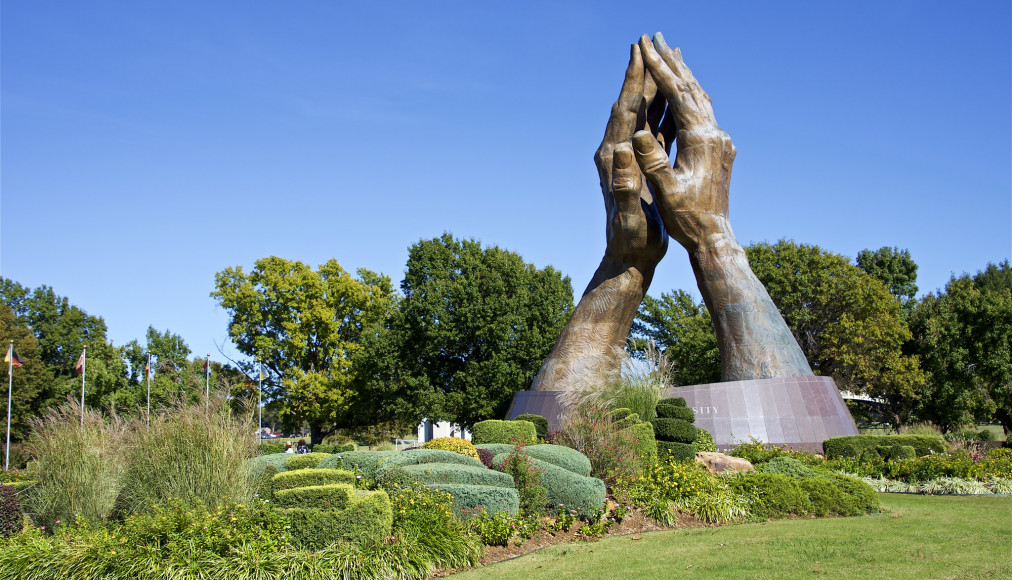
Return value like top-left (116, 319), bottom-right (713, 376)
top-left (532, 33), bottom-right (812, 393)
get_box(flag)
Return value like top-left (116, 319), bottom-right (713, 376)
top-left (144, 363), bottom-right (150, 378)
top-left (259, 370), bottom-right (265, 381)
top-left (5, 344), bottom-right (23, 368)
top-left (75, 350), bottom-right (86, 375)
top-left (203, 358), bottom-right (210, 376)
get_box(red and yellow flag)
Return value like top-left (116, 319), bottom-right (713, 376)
top-left (5, 344), bottom-right (23, 368)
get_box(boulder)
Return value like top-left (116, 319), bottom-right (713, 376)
top-left (695, 452), bottom-right (754, 474)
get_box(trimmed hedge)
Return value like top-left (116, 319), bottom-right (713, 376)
top-left (608, 408), bottom-right (634, 421)
top-left (694, 427), bottom-right (717, 453)
top-left (725, 472), bottom-right (813, 519)
top-left (493, 454), bottom-right (605, 516)
top-left (757, 456), bottom-right (822, 479)
top-left (889, 445), bottom-right (917, 461)
top-left (514, 414), bottom-right (549, 438)
top-left (651, 418), bottom-right (698, 444)
top-left (249, 453), bottom-right (290, 475)
top-left (421, 437), bottom-right (481, 460)
top-left (395, 463), bottom-right (515, 487)
top-left (474, 443), bottom-right (514, 457)
top-left (823, 435), bottom-right (945, 458)
top-left (312, 443), bottom-right (355, 454)
top-left (425, 483), bottom-right (520, 518)
top-left (659, 397), bottom-right (687, 407)
top-left (615, 413), bottom-right (641, 430)
top-left (623, 421), bottom-right (658, 467)
top-left (286, 452), bottom-right (332, 471)
top-left (284, 490), bottom-right (392, 548)
top-left (376, 449), bottom-right (486, 473)
top-left (258, 441), bottom-right (284, 455)
top-left (471, 420), bottom-right (537, 445)
top-left (318, 451), bottom-right (394, 480)
top-left (274, 483), bottom-right (355, 509)
top-left (655, 404), bottom-right (695, 423)
top-left (272, 468), bottom-right (356, 491)
top-left (523, 444), bottom-right (592, 477)
top-left (658, 441), bottom-right (697, 462)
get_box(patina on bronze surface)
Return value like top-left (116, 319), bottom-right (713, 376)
top-left (532, 33), bottom-right (811, 391)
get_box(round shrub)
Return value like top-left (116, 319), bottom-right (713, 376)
top-left (656, 404), bottom-right (695, 423)
top-left (725, 472), bottom-right (812, 519)
top-left (651, 418), bottom-right (698, 444)
top-left (422, 437), bottom-right (481, 461)
top-left (318, 451), bottom-right (394, 480)
top-left (494, 454), bottom-right (605, 516)
top-left (377, 449), bottom-right (486, 474)
top-left (426, 483), bottom-right (520, 518)
top-left (978, 429), bottom-right (996, 442)
top-left (273, 483), bottom-right (355, 509)
top-left (394, 463), bottom-right (515, 487)
top-left (474, 443), bottom-right (514, 457)
top-left (827, 474), bottom-right (881, 514)
top-left (471, 420), bottom-right (537, 445)
top-left (608, 408), bottom-right (634, 421)
top-left (797, 478), bottom-right (858, 516)
top-left (757, 456), bottom-right (821, 479)
top-left (889, 445), bottom-right (917, 461)
top-left (272, 468), bottom-right (356, 491)
top-left (476, 448), bottom-right (495, 469)
top-left (514, 414), bottom-right (549, 438)
top-left (0, 484), bottom-right (23, 538)
top-left (284, 489), bottom-right (392, 549)
top-left (615, 413), bottom-right (642, 430)
top-left (694, 428), bottom-right (717, 453)
top-left (658, 441), bottom-right (697, 462)
top-left (286, 452), bottom-right (332, 471)
top-left (659, 397), bottom-right (687, 407)
top-left (249, 452), bottom-right (290, 475)
top-left (523, 444), bottom-right (592, 477)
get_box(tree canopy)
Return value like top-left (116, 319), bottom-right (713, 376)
top-left (211, 257), bottom-right (395, 443)
top-left (631, 289), bottom-right (721, 386)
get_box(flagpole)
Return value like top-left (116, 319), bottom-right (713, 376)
top-left (80, 346), bottom-right (86, 427)
top-left (146, 353), bottom-right (151, 428)
top-left (205, 353), bottom-right (211, 411)
top-left (258, 361), bottom-right (263, 441)
top-left (5, 342), bottom-right (13, 471)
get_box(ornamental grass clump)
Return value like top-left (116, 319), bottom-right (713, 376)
top-left (550, 405), bottom-right (640, 486)
top-left (23, 401), bottom-right (127, 529)
top-left (116, 396), bottom-right (258, 516)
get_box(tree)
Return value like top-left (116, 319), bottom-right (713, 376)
top-left (212, 257), bottom-right (395, 444)
top-left (121, 327), bottom-right (219, 411)
top-left (631, 290), bottom-right (721, 386)
top-left (910, 263), bottom-right (1012, 433)
top-left (365, 234), bottom-right (573, 429)
top-left (0, 304), bottom-right (54, 445)
top-left (856, 247), bottom-right (919, 305)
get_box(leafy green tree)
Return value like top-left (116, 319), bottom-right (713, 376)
top-left (212, 256), bottom-right (395, 443)
top-left (910, 262), bottom-right (1012, 433)
top-left (631, 290), bottom-right (721, 386)
top-left (745, 240), bottom-right (927, 427)
top-left (856, 246), bottom-right (919, 305)
top-left (0, 304), bottom-right (54, 445)
top-left (360, 234), bottom-right (573, 429)
top-left (121, 327), bottom-right (220, 411)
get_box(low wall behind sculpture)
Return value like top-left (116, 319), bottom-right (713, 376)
top-left (507, 376), bottom-right (858, 453)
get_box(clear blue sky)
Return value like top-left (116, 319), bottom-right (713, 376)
top-left (2, 1), bottom-right (1010, 364)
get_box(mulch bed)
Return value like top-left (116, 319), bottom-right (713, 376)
top-left (435, 509), bottom-right (709, 577)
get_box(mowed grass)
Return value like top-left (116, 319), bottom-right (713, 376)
top-left (453, 494), bottom-right (1012, 579)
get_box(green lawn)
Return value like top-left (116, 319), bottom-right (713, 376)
top-left (453, 494), bottom-right (1012, 579)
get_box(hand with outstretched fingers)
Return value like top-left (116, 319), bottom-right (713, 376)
top-left (630, 33), bottom-right (813, 381)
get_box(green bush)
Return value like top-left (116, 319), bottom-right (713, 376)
top-left (823, 435), bottom-right (945, 458)
top-left (376, 449), bottom-right (486, 474)
top-left (286, 452), bottom-right (332, 471)
top-left (795, 477), bottom-right (877, 517)
top-left (284, 489), bottom-right (393, 548)
top-left (724, 472), bottom-right (812, 519)
top-left (255, 465), bottom-right (279, 500)
top-left (272, 468), bottom-right (356, 491)
top-left (317, 450), bottom-right (394, 480)
top-left (471, 420), bottom-right (537, 445)
top-left (258, 441), bottom-right (284, 455)
top-left (312, 443), bottom-right (355, 454)
top-left (651, 418), bottom-right (698, 444)
top-left (655, 404), bottom-right (695, 423)
top-left (392, 463), bottom-right (515, 487)
top-left (658, 441), bottom-right (697, 462)
top-left (623, 421), bottom-right (658, 467)
top-left (523, 444), bottom-right (592, 477)
top-left (826, 473), bottom-right (881, 514)
top-left (273, 483), bottom-right (354, 509)
top-left (250, 452), bottom-right (290, 475)
top-left (694, 428), bottom-right (717, 453)
top-left (659, 397), bottom-right (687, 407)
top-left (498, 448), bottom-right (548, 516)
top-left (495, 454), bottom-right (605, 516)
top-left (474, 443), bottom-right (514, 457)
top-left (425, 483), bottom-right (520, 518)
top-left (421, 437), bottom-right (481, 460)
top-left (615, 412), bottom-right (642, 430)
top-left (608, 408), bottom-right (634, 421)
top-left (757, 456), bottom-right (822, 479)
top-left (514, 414), bottom-right (549, 438)
top-left (977, 429), bottom-right (996, 442)
top-left (889, 445), bottom-right (917, 461)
